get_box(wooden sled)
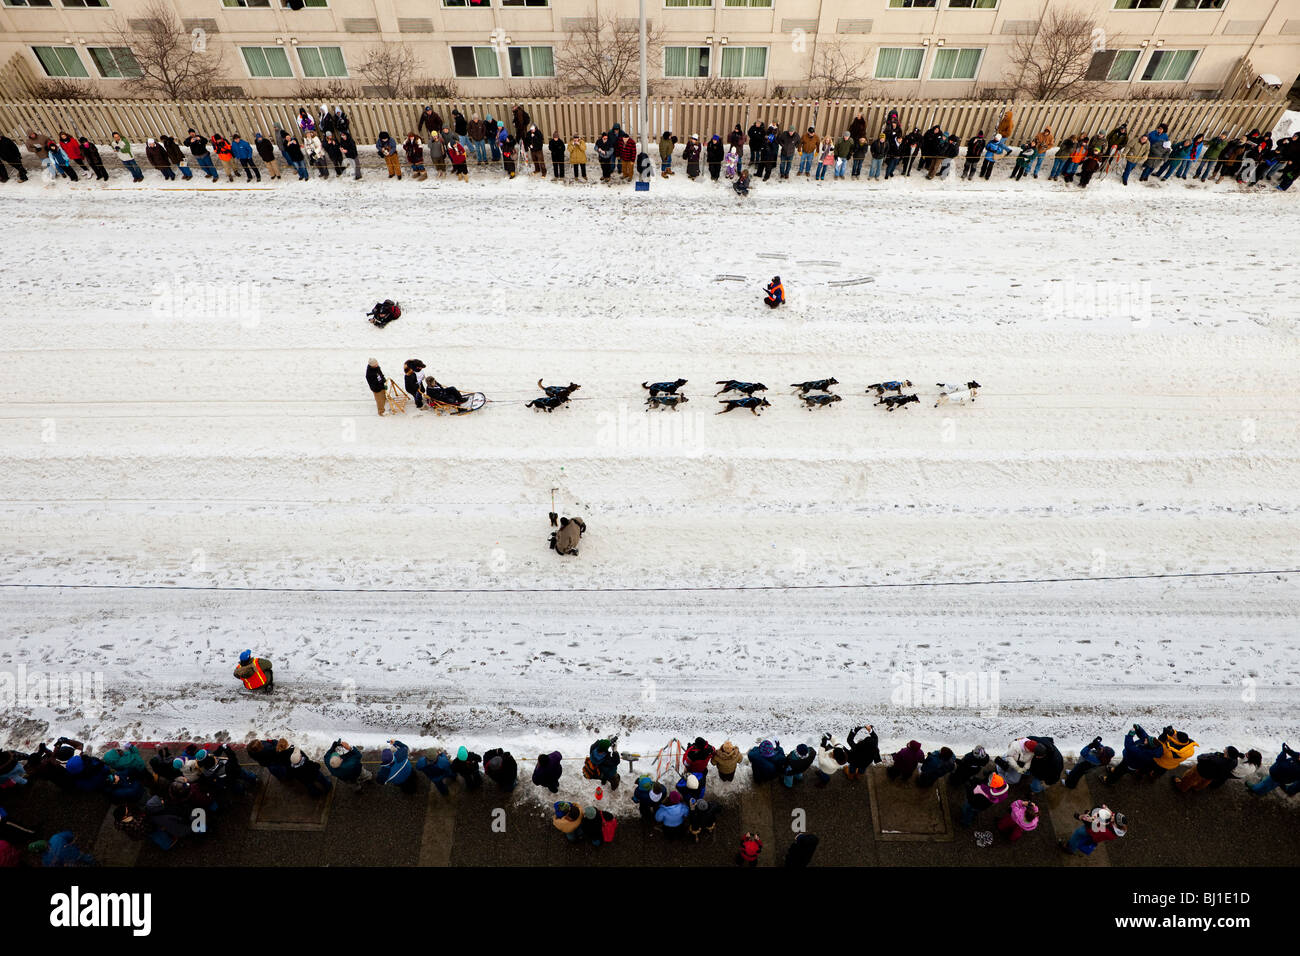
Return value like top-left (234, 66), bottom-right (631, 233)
top-left (427, 391), bottom-right (487, 416)
top-left (386, 379), bottom-right (409, 414)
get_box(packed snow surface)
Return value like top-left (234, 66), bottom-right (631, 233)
top-left (0, 161), bottom-right (1297, 771)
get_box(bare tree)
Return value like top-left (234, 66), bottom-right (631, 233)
top-left (555, 10), bottom-right (663, 96)
top-left (806, 41), bottom-right (871, 100)
top-left (108, 0), bottom-right (226, 99)
top-left (1005, 7), bottom-right (1102, 100)
top-left (356, 42), bottom-right (419, 99)
top-left (31, 79), bottom-right (103, 100)
top-left (683, 76), bottom-right (747, 99)
top-left (413, 77), bottom-right (462, 99)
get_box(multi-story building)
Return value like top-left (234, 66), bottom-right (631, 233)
top-left (2, 0), bottom-right (1297, 99)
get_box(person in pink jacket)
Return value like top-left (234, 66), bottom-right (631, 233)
top-left (997, 798), bottom-right (1039, 843)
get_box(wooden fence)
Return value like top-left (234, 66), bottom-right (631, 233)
top-left (0, 95), bottom-right (1286, 147)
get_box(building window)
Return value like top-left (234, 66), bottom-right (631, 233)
top-left (664, 0), bottom-right (712, 7)
top-left (724, 0), bottom-right (773, 7)
top-left (88, 46), bottom-right (141, 78)
top-left (1113, 0), bottom-right (1163, 9)
top-left (61, 0), bottom-right (111, 7)
top-left (888, 0), bottom-right (937, 8)
top-left (223, 0), bottom-right (271, 8)
top-left (32, 46), bottom-right (89, 78)
top-left (1105, 49), bottom-right (1141, 80)
top-left (502, 0), bottom-right (548, 6)
top-left (443, 0), bottom-right (491, 6)
top-left (948, 0), bottom-right (997, 7)
top-left (451, 46), bottom-right (501, 77)
top-left (664, 46), bottom-right (710, 77)
top-left (1173, 0), bottom-right (1223, 7)
top-left (241, 46), bottom-right (294, 78)
top-left (1140, 48), bottom-right (1198, 81)
top-left (3, 0), bottom-right (55, 7)
top-left (874, 47), bottom-right (924, 80)
top-left (285, 0), bottom-right (328, 6)
top-left (720, 47), bottom-right (768, 78)
top-left (508, 46), bottom-right (554, 77)
top-left (298, 46), bottom-right (347, 77)
top-left (930, 47), bottom-right (982, 79)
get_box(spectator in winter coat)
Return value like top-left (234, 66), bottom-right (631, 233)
top-left (901, 127), bottom-right (922, 176)
top-left (1010, 143), bottom-right (1035, 181)
top-left (335, 130), bottom-right (358, 180)
top-left (512, 105), bottom-right (531, 143)
top-left (483, 115), bottom-right (500, 161)
top-left (252, 133), bottom-right (280, 179)
top-left (784, 832), bottom-right (819, 867)
top-left (962, 132), bottom-right (986, 180)
top-left (402, 133), bottom-right (427, 181)
top-left (377, 740), bottom-right (417, 793)
top-left (324, 739), bottom-right (373, 791)
top-left (530, 751), bottom-right (563, 793)
top-left (704, 135), bottom-right (723, 180)
top-left (418, 106), bottom-right (443, 139)
top-left (1078, 148), bottom-right (1103, 188)
top-left (587, 739), bottom-right (620, 788)
top-left (1064, 738), bottom-right (1114, 789)
top-left (451, 107), bottom-right (468, 146)
top-left (1175, 746), bottom-right (1256, 793)
top-left (1195, 135), bottom-right (1226, 181)
top-left (1061, 806), bottom-right (1126, 856)
top-left (1150, 727), bottom-right (1197, 779)
top-left (833, 133), bottom-right (853, 179)
top-left (997, 799), bottom-right (1039, 843)
top-left (416, 750), bottom-right (456, 795)
top-left (283, 136), bottom-right (308, 180)
top-left (553, 801), bottom-right (583, 842)
top-left (1104, 725), bottom-right (1164, 784)
top-left (483, 748), bottom-right (518, 791)
top-left (998, 737), bottom-right (1037, 785)
top-left (46, 141), bottom-right (76, 181)
top-left (376, 132), bottom-right (401, 179)
top-left (568, 137), bottom-right (587, 180)
top-left (783, 743), bottom-right (815, 787)
top-left (980, 134), bottom-right (1012, 180)
top-left (69, 137), bottom-right (102, 182)
top-left (631, 775), bottom-right (656, 819)
top-left (549, 133), bottom-right (567, 179)
top-left (287, 747), bottom-right (331, 797)
top-left (110, 133), bottom-right (144, 183)
top-left (887, 740), bottom-right (925, 782)
top-left (736, 831), bottom-right (762, 866)
top-left (595, 133), bottom-right (615, 181)
top-left (676, 771), bottom-right (704, 803)
top-left (246, 738), bottom-right (291, 781)
top-left (452, 746), bottom-right (483, 790)
top-left (1247, 743), bottom-right (1300, 796)
top-left (523, 125), bottom-right (546, 176)
top-left (798, 127), bottom-right (819, 176)
top-left (916, 747), bottom-right (956, 788)
top-left (688, 798), bottom-right (720, 840)
top-left (777, 127), bottom-right (797, 179)
top-left (732, 168), bottom-right (752, 196)
top-left (366, 359), bottom-right (388, 416)
top-left (0, 134), bottom-right (29, 182)
top-left (949, 746), bottom-right (989, 790)
top-left (617, 133), bottom-right (637, 180)
top-left (711, 740), bottom-right (744, 782)
top-left (57, 132), bottom-right (86, 173)
top-left (814, 735), bottom-right (848, 787)
top-left (1027, 736), bottom-right (1064, 791)
top-left (658, 131), bottom-right (677, 177)
top-left (468, 114), bottom-right (487, 163)
top-left (447, 139), bottom-right (469, 181)
top-left (501, 132), bottom-right (518, 178)
top-left (297, 108), bottom-right (315, 134)
top-left (228, 134), bottom-right (259, 181)
top-left (866, 134), bottom-right (888, 180)
top-left (747, 740), bottom-right (785, 785)
top-left (145, 138), bottom-right (174, 180)
top-left (849, 112), bottom-right (867, 144)
top-left (683, 738), bottom-right (715, 776)
top-left (183, 129), bottom-right (218, 180)
top-left (845, 725), bottom-right (881, 781)
top-left (210, 134), bottom-right (235, 181)
top-left (100, 744), bottom-right (151, 783)
top-left (1029, 127), bottom-right (1053, 177)
top-left (814, 136), bottom-right (835, 181)
top-left (747, 120), bottom-right (765, 167)
top-left (960, 772), bottom-right (1009, 826)
top-left (430, 130), bottom-right (450, 177)
top-left (321, 133), bottom-right (344, 176)
top-left (655, 791), bottom-right (690, 833)
top-left (1121, 136), bottom-right (1149, 185)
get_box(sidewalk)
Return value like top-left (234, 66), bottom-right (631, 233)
top-left (5, 750), bottom-right (1298, 867)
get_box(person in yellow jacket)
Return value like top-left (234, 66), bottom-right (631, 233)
top-left (1150, 726), bottom-right (1196, 779)
top-left (553, 801), bottom-right (583, 842)
top-left (568, 136), bottom-right (587, 181)
top-left (711, 740), bottom-right (745, 782)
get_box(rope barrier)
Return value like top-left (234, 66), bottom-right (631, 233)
top-left (0, 567), bottom-right (1292, 595)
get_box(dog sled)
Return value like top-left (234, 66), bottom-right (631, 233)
top-left (425, 383), bottom-right (487, 415)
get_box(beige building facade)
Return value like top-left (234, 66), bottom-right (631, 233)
top-left (2, 0), bottom-right (1297, 99)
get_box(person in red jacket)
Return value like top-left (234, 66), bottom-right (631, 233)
top-left (210, 133), bottom-right (235, 181)
top-left (447, 138), bottom-right (469, 182)
top-left (57, 132), bottom-right (87, 173)
top-left (618, 133), bottom-right (637, 180)
top-left (736, 831), bottom-right (762, 866)
top-left (683, 737), bottom-right (715, 777)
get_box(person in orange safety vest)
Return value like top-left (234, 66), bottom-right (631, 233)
top-left (234, 649), bottom-right (274, 691)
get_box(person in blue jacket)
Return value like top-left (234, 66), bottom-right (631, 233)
top-left (1064, 737), bottom-right (1115, 789)
top-left (102, 771), bottom-right (144, 804)
top-left (654, 790), bottom-right (690, 834)
top-left (377, 739), bottom-right (417, 793)
top-left (1247, 743), bottom-right (1300, 797)
top-left (588, 739), bottom-right (620, 790)
top-left (416, 750), bottom-right (456, 796)
top-left (1158, 140), bottom-right (1191, 180)
top-left (1140, 124), bottom-right (1170, 181)
top-left (783, 744), bottom-right (815, 788)
top-left (230, 133), bottom-right (260, 181)
top-left (979, 133), bottom-right (1012, 180)
top-left (631, 774), bottom-right (657, 820)
top-left (1103, 725), bottom-right (1163, 784)
top-left (747, 740), bottom-right (786, 784)
top-left (33, 831), bottom-right (95, 867)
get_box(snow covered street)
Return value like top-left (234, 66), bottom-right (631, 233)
top-left (1, 165), bottom-right (1297, 756)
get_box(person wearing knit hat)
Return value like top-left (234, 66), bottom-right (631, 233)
top-left (747, 739), bottom-right (786, 785)
top-left (950, 745), bottom-right (990, 790)
top-left (783, 744), bottom-right (815, 788)
top-left (553, 801), bottom-right (583, 842)
top-left (960, 772), bottom-right (1009, 826)
top-left (587, 738), bottom-right (621, 790)
top-left (581, 804), bottom-right (603, 847)
top-left (632, 774), bottom-right (657, 820)
top-left (676, 771), bottom-right (704, 802)
top-left (532, 750), bottom-right (563, 793)
top-left (365, 358), bottom-right (388, 416)
top-left (284, 746), bottom-right (332, 798)
top-left (233, 649), bottom-right (273, 692)
top-left (684, 737), bottom-right (715, 776)
top-left (416, 749), bottom-right (456, 795)
top-left (452, 745), bottom-right (483, 790)
top-left (323, 739), bottom-right (373, 791)
top-left (711, 740), bottom-right (745, 782)
top-left (736, 831), bottom-right (762, 866)
top-left (482, 747), bottom-right (518, 792)
top-left (376, 738), bottom-right (417, 793)
top-left (655, 789), bottom-right (690, 833)
top-left (687, 797), bottom-right (720, 840)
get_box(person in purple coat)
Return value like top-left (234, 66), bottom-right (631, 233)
top-left (886, 740), bottom-right (925, 782)
top-left (532, 751), bottom-right (562, 793)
